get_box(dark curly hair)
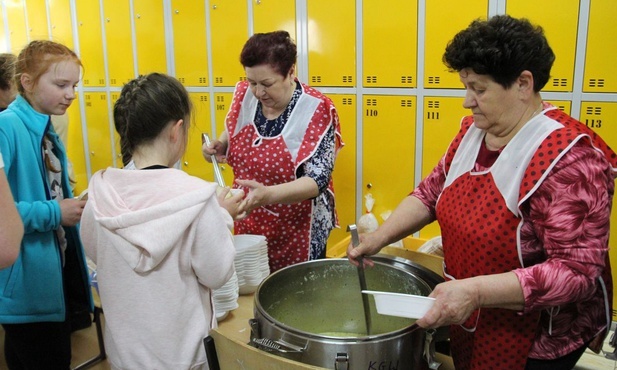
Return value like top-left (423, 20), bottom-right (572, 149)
top-left (240, 30), bottom-right (296, 76)
top-left (443, 15), bottom-right (555, 92)
top-left (113, 73), bottom-right (192, 166)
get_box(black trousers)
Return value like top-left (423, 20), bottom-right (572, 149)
top-left (525, 341), bottom-right (590, 370)
top-left (2, 320), bottom-right (72, 370)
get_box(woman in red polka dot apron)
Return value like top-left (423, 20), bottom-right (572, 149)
top-left (348, 15), bottom-right (616, 370)
top-left (203, 31), bottom-right (343, 273)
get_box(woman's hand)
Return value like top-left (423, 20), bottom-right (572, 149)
top-left (201, 139), bottom-right (228, 164)
top-left (59, 198), bottom-right (86, 226)
top-left (235, 179), bottom-right (271, 213)
top-left (346, 231), bottom-right (386, 268)
top-left (216, 187), bottom-right (248, 220)
top-left (415, 279), bottom-right (481, 329)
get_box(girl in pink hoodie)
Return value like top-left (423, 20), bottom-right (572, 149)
top-left (80, 73), bottom-right (239, 370)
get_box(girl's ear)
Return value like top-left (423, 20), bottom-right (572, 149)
top-left (170, 119), bottom-right (185, 142)
top-left (20, 73), bottom-right (33, 93)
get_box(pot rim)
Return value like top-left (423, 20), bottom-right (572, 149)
top-left (253, 256), bottom-right (441, 340)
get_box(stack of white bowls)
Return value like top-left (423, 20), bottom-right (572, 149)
top-left (212, 270), bottom-right (239, 322)
top-left (233, 234), bottom-right (270, 295)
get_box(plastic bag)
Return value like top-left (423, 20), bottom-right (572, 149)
top-left (357, 193), bottom-right (379, 234)
top-left (418, 236), bottom-right (443, 256)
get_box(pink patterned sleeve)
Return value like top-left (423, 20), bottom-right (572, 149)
top-left (514, 143), bottom-right (614, 312)
top-left (410, 156), bottom-right (447, 221)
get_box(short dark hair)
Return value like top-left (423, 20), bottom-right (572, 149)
top-left (113, 73), bottom-right (192, 165)
top-left (240, 30), bottom-right (296, 76)
top-left (443, 15), bottom-right (555, 92)
top-left (0, 53), bottom-right (16, 91)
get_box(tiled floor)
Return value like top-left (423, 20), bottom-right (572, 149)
top-left (574, 327), bottom-right (617, 370)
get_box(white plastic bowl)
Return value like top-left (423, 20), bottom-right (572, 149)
top-left (362, 290), bottom-right (435, 319)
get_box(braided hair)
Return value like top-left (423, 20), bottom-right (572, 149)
top-left (113, 73), bottom-right (192, 166)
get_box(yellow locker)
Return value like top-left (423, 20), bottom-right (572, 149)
top-left (84, 92), bottom-right (113, 173)
top-left (583, 0), bottom-right (617, 92)
top-left (362, 95), bottom-right (415, 220)
top-left (324, 94), bottom-right (356, 249)
top-left (183, 93), bottom-right (213, 180)
top-left (545, 100), bottom-right (571, 115)
top-left (419, 97), bottom-right (467, 239)
top-left (171, 0), bottom-right (208, 87)
top-left (110, 92), bottom-right (122, 166)
top-left (579, 101), bottom-right (617, 320)
top-left (103, 1), bottom-right (135, 87)
top-left (66, 97), bottom-right (87, 194)
top-left (210, 1), bottom-right (248, 87)
top-left (133, 0), bottom-right (167, 75)
top-left (214, 93), bottom-right (235, 185)
top-left (253, 0), bottom-right (295, 39)
top-left (363, 0), bottom-right (417, 88)
top-left (0, 7), bottom-right (6, 51)
top-left (75, 0), bottom-right (106, 86)
top-left (424, 0), bottom-right (488, 89)
top-left (6, 0), bottom-right (28, 53)
top-left (49, 0), bottom-right (74, 49)
top-left (307, 0), bottom-right (355, 87)
top-left (506, 0), bottom-right (578, 92)
top-left (26, 0), bottom-right (49, 41)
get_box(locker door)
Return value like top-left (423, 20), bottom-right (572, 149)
top-left (6, 1), bottom-right (28, 53)
top-left (363, 0), bottom-right (417, 88)
top-left (424, 0), bottom-right (488, 89)
top-left (362, 95), bottom-right (416, 220)
top-left (182, 93), bottom-right (213, 180)
top-left (210, 1), bottom-right (248, 87)
top-left (49, 0), bottom-right (74, 49)
top-left (584, 0), bottom-right (617, 92)
top-left (324, 94), bottom-right (356, 250)
top-left (506, 0), bottom-right (578, 92)
top-left (172, 0), bottom-right (208, 87)
top-left (75, 0), bottom-right (106, 86)
top-left (545, 100), bottom-right (571, 115)
top-left (419, 97), bottom-right (466, 239)
top-left (253, 0), bottom-right (295, 39)
top-left (26, 0), bottom-right (49, 41)
top-left (307, 0), bottom-right (355, 87)
top-left (579, 101), bottom-right (617, 320)
top-left (66, 97), bottom-right (88, 194)
top-left (214, 93), bottom-right (235, 185)
top-left (103, 1), bottom-right (135, 87)
top-left (84, 92), bottom-right (113, 173)
top-left (0, 9), bottom-right (5, 51)
top-left (133, 0), bottom-right (167, 75)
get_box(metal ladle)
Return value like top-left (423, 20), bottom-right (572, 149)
top-left (347, 224), bottom-right (372, 336)
top-left (202, 133), bottom-right (226, 188)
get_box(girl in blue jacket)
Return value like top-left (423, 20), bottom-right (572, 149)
top-left (0, 40), bottom-right (92, 369)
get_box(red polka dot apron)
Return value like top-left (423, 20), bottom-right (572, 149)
top-left (225, 81), bottom-right (341, 272)
top-left (436, 108), bottom-right (616, 369)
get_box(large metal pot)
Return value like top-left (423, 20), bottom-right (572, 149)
top-left (250, 255), bottom-right (447, 369)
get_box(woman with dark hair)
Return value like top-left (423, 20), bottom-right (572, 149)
top-left (203, 30), bottom-right (344, 272)
top-left (348, 15), bottom-right (616, 370)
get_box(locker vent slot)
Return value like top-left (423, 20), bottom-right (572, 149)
top-left (342, 98), bottom-right (353, 105)
top-left (401, 76), bottom-right (413, 84)
top-left (427, 100), bottom-right (439, 120)
top-left (111, 94), bottom-right (119, 101)
top-left (110, 78), bottom-right (117, 85)
top-left (588, 79), bottom-right (605, 88)
top-left (239, 76), bottom-right (247, 82)
top-left (311, 76), bottom-right (322, 83)
top-left (551, 78), bottom-right (568, 87)
top-left (427, 100), bottom-right (440, 109)
top-left (200, 95), bottom-right (208, 102)
top-left (100, 95), bottom-right (106, 101)
top-left (216, 96), bottom-right (225, 103)
top-left (99, 79), bottom-right (105, 85)
top-left (400, 99), bottom-right (412, 108)
top-left (556, 105), bottom-right (566, 112)
top-left (199, 77), bottom-right (207, 84)
top-left (366, 98), bottom-right (377, 106)
top-left (178, 77), bottom-right (185, 83)
top-left (84, 79), bottom-right (90, 84)
top-left (427, 76), bottom-right (440, 85)
top-left (342, 75), bottom-right (353, 83)
top-left (366, 76), bottom-right (377, 84)
top-left (585, 106), bottom-right (602, 115)
top-left (215, 77), bottom-right (223, 84)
